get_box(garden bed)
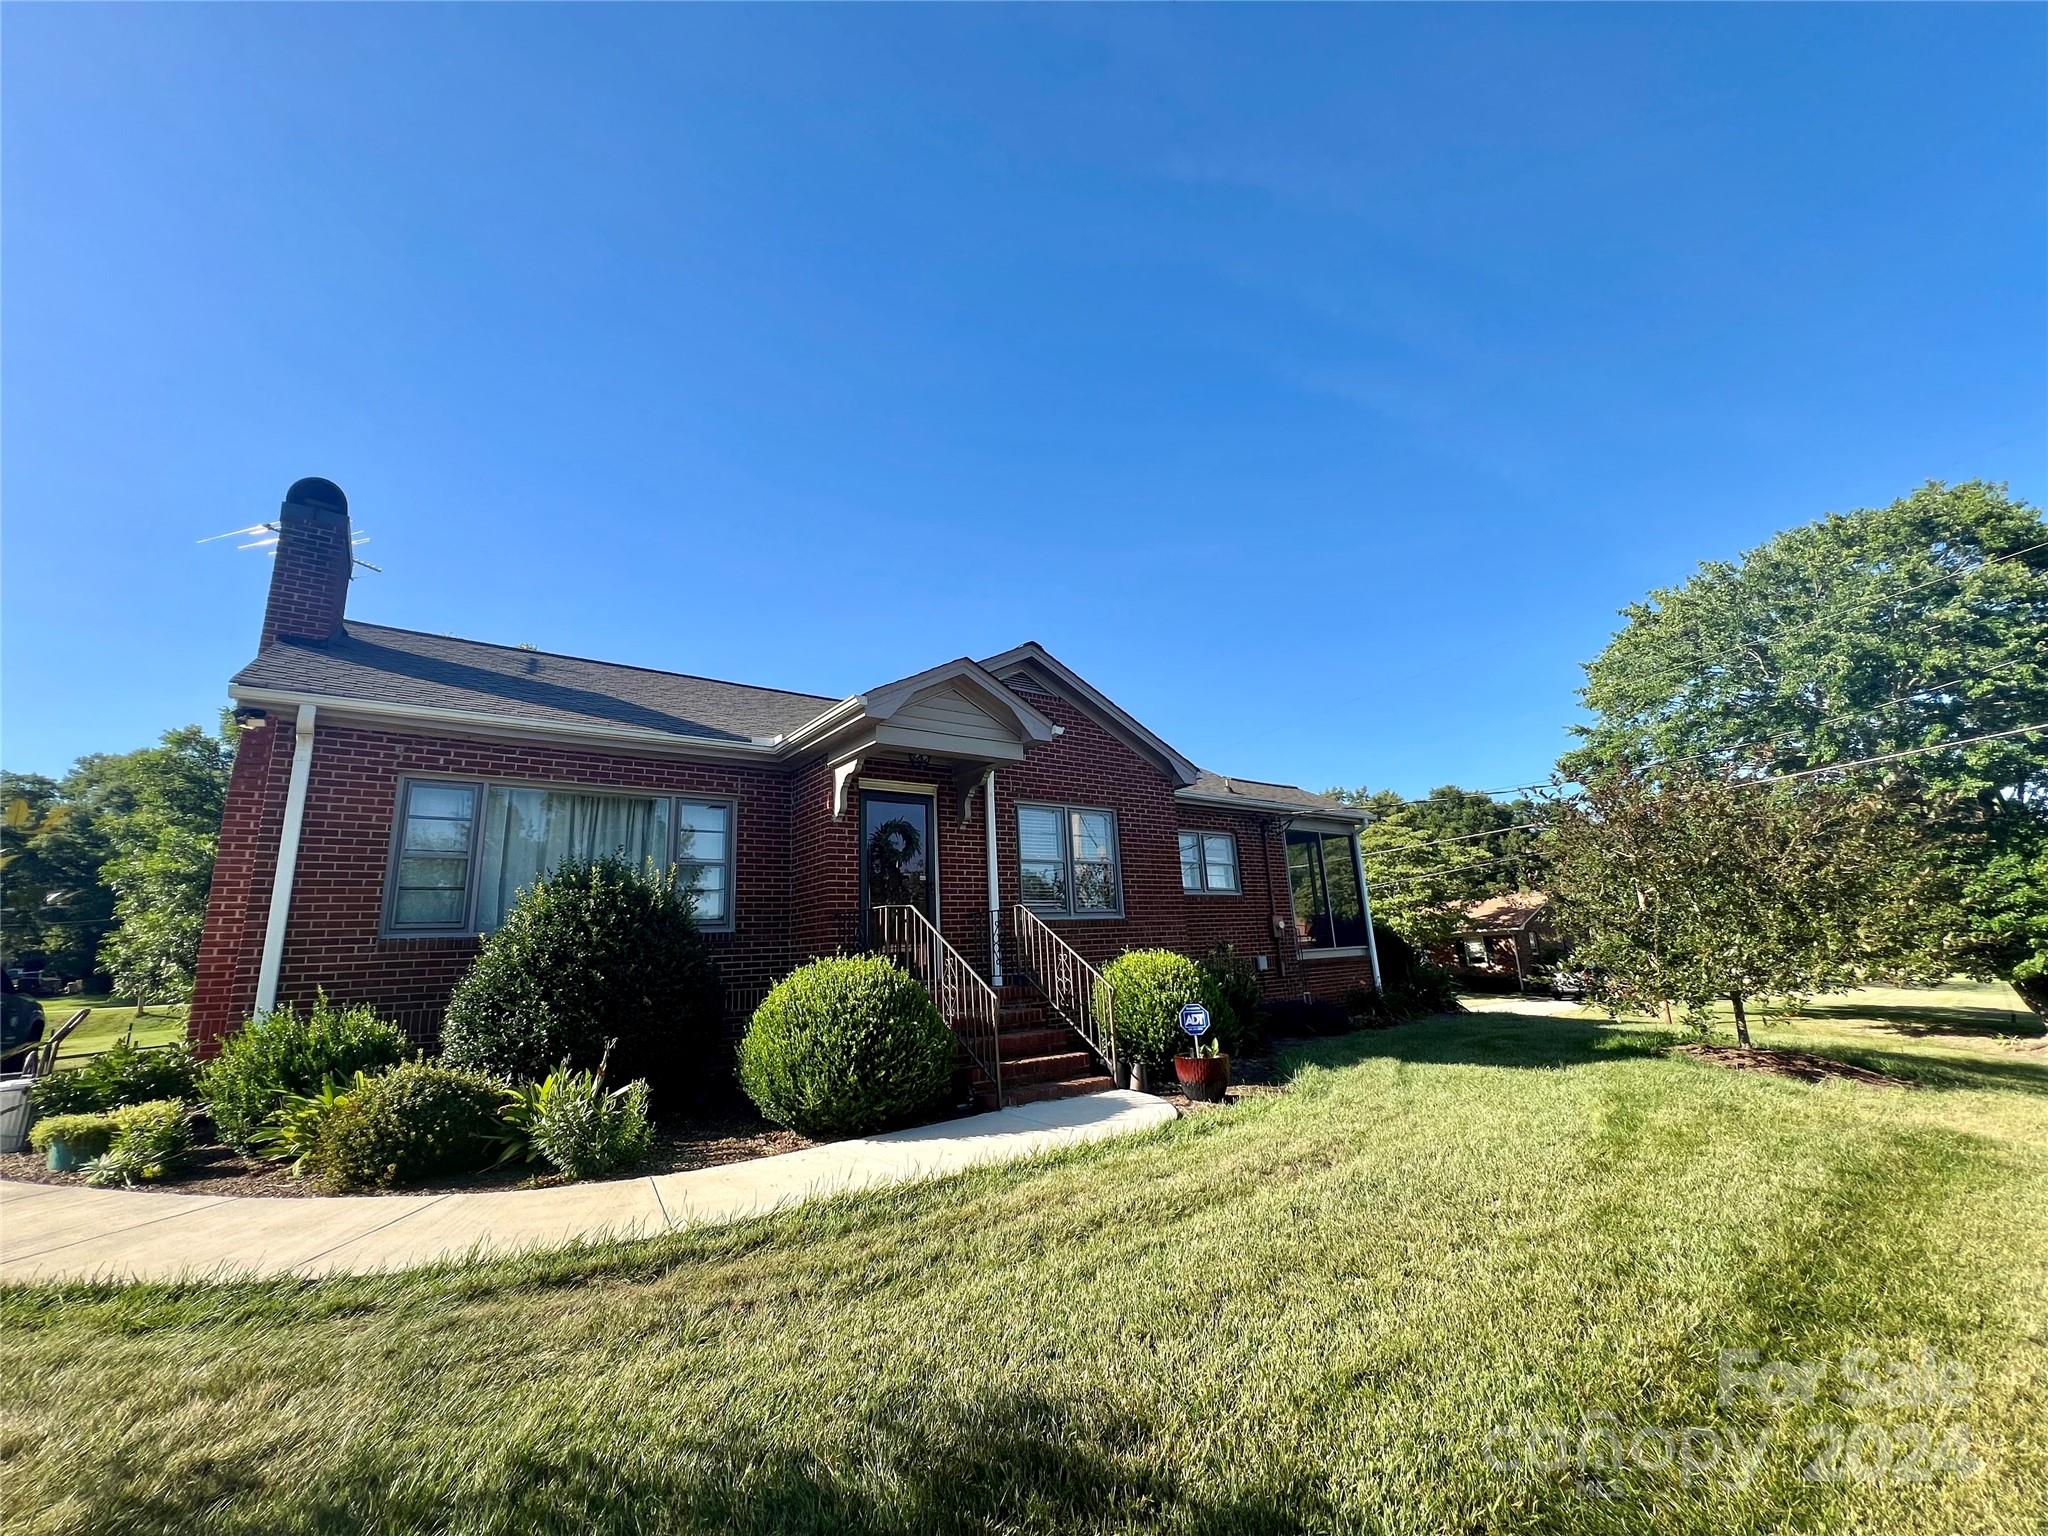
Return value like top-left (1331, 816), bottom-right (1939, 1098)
top-left (1675, 1041), bottom-right (1907, 1088)
top-left (0, 1100), bottom-right (817, 1198)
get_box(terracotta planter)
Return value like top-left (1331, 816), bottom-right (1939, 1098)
top-left (1173, 1054), bottom-right (1230, 1103)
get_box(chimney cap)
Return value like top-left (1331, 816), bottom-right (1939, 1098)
top-left (283, 477), bottom-right (348, 515)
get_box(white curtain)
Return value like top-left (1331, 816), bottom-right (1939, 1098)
top-left (477, 788), bottom-right (670, 929)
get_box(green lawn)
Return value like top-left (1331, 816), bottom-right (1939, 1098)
top-left (3, 990), bottom-right (2044, 1534)
top-left (29, 994), bottom-right (187, 1065)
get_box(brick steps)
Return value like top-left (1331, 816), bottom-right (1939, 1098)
top-left (1005, 1074), bottom-right (1117, 1105)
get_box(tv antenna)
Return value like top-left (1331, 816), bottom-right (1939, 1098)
top-left (196, 522), bottom-right (381, 573)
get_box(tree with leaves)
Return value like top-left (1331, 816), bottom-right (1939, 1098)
top-left (1546, 765), bottom-right (1946, 1044)
top-left (96, 726), bottom-right (233, 1006)
top-left (1569, 481), bottom-right (2048, 1013)
top-left (1, 771), bottom-right (115, 978)
top-left (1329, 785), bottom-right (1546, 948)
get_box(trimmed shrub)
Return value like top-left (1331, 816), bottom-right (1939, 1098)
top-left (738, 956), bottom-right (953, 1136)
top-left (1201, 945), bottom-right (1263, 1051)
top-left (521, 1069), bottom-right (655, 1181)
top-left (303, 1061), bottom-right (504, 1192)
top-left (81, 1100), bottom-right (194, 1187)
top-left (441, 858), bottom-right (721, 1093)
top-left (255, 1071), bottom-right (378, 1177)
top-left (1373, 924), bottom-right (1463, 1018)
top-left (201, 993), bottom-right (406, 1151)
top-left (29, 1040), bottom-right (200, 1117)
top-left (28, 1112), bottom-right (118, 1161)
top-left (1096, 949), bottom-right (1231, 1073)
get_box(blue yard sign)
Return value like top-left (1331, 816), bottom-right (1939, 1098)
top-left (1178, 1002), bottom-right (1211, 1038)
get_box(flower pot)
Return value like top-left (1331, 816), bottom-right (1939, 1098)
top-left (1173, 1054), bottom-right (1230, 1103)
top-left (45, 1137), bottom-right (85, 1173)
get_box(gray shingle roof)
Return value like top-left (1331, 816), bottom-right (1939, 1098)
top-left (231, 622), bottom-right (841, 743)
top-left (1179, 770), bottom-right (1365, 820)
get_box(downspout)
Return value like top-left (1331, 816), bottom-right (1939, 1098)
top-left (983, 766), bottom-right (1002, 984)
top-left (1351, 832), bottom-right (1384, 994)
top-left (254, 703), bottom-right (317, 1015)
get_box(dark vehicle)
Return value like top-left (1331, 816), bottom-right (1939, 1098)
top-left (1, 973), bottom-right (47, 1062)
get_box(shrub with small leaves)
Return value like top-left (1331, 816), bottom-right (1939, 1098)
top-left (28, 1112), bottom-right (118, 1161)
top-left (738, 956), bottom-right (953, 1136)
top-left (1096, 949), bottom-right (1234, 1073)
top-left (254, 1071), bottom-right (379, 1177)
top-left (29, 1040), bottom-right (200, 1116)
top-left (201, 993), bottom-right (405, 1150)
top-left (80, 1100), bottom-right (194, 1187)
top-left (1200, 945), bottom-right (1263, 1051)
top-left (441, 858), bottom-right (721, 1094)
top-left (302, 1061), bottom-right (504, 1192)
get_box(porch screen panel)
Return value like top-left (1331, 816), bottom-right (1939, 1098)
top-left (1286, 829), bottom-right (1366, 950)
top-left (476, 788), bottom-right (670, 930)
top-left (1018, 805), bottom-right (1068, 910)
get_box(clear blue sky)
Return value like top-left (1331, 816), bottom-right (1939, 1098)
top-left (5, 5), bottom-right (2043, 795)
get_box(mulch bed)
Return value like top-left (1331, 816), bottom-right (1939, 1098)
top-left (1675, 1043), bottom-right (1907, 1088)
top-left (0, 1099), bottom-right (817, 1198)
top-left (1148, 1041), bottom-right (1298, 1112)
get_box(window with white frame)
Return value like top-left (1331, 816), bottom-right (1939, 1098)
top-left (383, 779), bottom-right (736, 935)
top-left (1018, 802), bottom-right (1122, 917)
top-left (1178, 831), bottom-right (1240, 894)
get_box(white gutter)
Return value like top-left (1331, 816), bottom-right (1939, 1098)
top-left (983, 766), bottom-right (1002, 985)
top-left (1351, 833), bottom-right (1384, 994)
top-left (254, 703), bottom-right (317, 1015)
top-left (229, 686), bottom-right (784, 759)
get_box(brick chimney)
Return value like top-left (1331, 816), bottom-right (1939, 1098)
top-left (261, 477), bottom-right (352, 647)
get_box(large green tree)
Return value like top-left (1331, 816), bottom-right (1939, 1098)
top-left (1546, 766), bottom-right (1944, 1044)
top-left (1, 724), bottom-right (233, 998)
top-left (1330, 785), bottom-right (1546, 948)
top-left (1570, 481), bottom-right (2048, 1012)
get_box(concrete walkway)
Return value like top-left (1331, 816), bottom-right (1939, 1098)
top-left (0, 1090), bottom-right (1175, 1285)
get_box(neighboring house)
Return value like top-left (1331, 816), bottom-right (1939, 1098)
top-left (189, 479), bottom-right (1382, 1102)
top-left (1438, 891), bottom-right (1563, 991)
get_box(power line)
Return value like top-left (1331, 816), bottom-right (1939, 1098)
top-left (1373, 538), bottom-right (2048, 808)
top-left (1363, 819), bottom-right (1546, 859)
top-left (1363, 721), bottom-right (2047, 890)
top-left (1372, 656), bottom-right (2037, 819)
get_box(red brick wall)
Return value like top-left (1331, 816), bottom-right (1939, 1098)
top-left (189, 721), bottom-right (800, 1051)
top-left (262, 502), bottom-right (352, 645)
top-left (189, 689), bottom-right (1377, 1053)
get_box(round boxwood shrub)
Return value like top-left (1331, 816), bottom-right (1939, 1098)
top-left (440, 857), bottom-right (721, 1094)
top-left (201, 992), bottom-right (406, 1150)
top-left (303, 1061), bottom-right (504, 1192)
top-left (737, 955), bottom-right (953, 1136)
top-left (1096, 949), bottom-right (1236, 1073)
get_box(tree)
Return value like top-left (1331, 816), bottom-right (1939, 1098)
top-left (1330, 785), bottom-right (1546, 948)
top-left (1, 771), bottom-right (115, 978)
top-left (95, 727), bottom-right (234, 1005)
top-left (1570, 481), bottom-right (2048, 1012)
top-left (1545, 766), bottom-right (1945, 1044)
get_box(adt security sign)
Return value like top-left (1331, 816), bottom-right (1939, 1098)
top-left (1178, 1002), bottom-right (1212, 1039)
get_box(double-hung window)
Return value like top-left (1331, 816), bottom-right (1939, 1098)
top-left (1178, 831), bottom-right (1240, 894)
top-left (384, 779), bottom-right (737, 936)
top-left (1018, 802), bottom-right (1123, 917)
top-left (1286, 827), bottom-right (1369, 951)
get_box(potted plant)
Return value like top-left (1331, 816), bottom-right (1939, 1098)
top-left (28, 1111), bottom-right (117, 1173)
top-left (1173, 1037), bottom-right (1230, 1103)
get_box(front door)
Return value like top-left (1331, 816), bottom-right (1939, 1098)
top-left (861, 790), bottom-right (936, 940)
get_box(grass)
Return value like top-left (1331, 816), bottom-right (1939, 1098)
top-left (28, 994), bottom-right (186, 1065)
top-left (2, 989), bottom-right (2044, 1534)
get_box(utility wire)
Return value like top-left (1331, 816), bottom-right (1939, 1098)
top-left (1373, 540), bottom-right (2048, 808)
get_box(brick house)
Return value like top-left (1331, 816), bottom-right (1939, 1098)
top-left (190, 479), bottom-right (1382, 1101)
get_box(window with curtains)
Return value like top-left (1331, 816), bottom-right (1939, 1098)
top-left (1017, 802), bottom-right (1123, 917)
top-left (1286, 828), bottom-right (1369, 951)
top-left (382, 779), bottom-right (736, 936)
top-left (1178, 831), bottom-right (1240, 894)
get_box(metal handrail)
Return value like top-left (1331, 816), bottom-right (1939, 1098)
top-left (871, 904), bottom-right (1003, 1108)
top-left (1009, 904), bottom-right (1117, 1081)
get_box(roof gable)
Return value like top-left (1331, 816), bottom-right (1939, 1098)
top-left (978, 642), bottom-right (1200, 787)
